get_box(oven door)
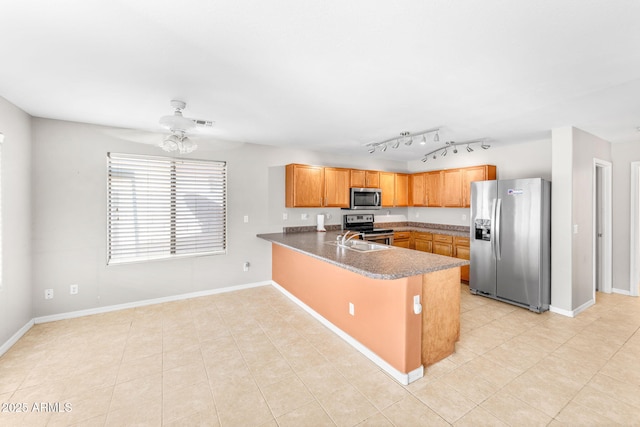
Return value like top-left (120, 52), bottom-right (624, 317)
top-left (362, 233), bottom-right (394, 245)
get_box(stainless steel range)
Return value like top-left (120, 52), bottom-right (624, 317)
top-left (342, 214), bottom-right (394, 245)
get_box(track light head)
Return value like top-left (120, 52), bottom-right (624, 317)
top-left (434, 131), bottom-right (440, 142)
top-left (421, 135), bottom-right (427, 145)
top-left (421, 157), bottom-right (428, 162)
top-left (392, 140), bottom-right (400, 149)
top-left (441, 149), bottom-right (447, 157)
top-left (453, 147), bottom-right (458, 154)
top-left (381, 144), bottom-right (387, 152)
top-left (466, 145), bottom-right (473, 152)
top-left (405, 136), bottom-right (413, 146)
top-left (481, 143), bottom-right (490, 150)
top-left (368, 147), bottom-right (375, 154)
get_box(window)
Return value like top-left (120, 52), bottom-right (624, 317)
top-left (107, 153), bottom-right (226, 264)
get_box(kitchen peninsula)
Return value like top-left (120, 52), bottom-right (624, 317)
top-left (257, 230), bottom-right (468, 384)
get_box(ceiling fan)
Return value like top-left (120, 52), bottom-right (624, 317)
top-left (158, 100), bottom-right (214, 154)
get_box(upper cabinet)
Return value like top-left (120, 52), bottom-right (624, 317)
top-left (285, 164), bottom-right (324, 207)
top-left (461, 165), bottom-right (496, 207)
top-left (324, 167), bottom-right (351, 207)
top-left (425, 171), bottom-right (443, 207)
top-left (285, 163), bottom-right (495, 208)
top-left (380, 172), bottom-right (409, 207)
top-left (350, 169), bottom-right (380, 188)
top-left (286, 164), bottom-right (350, 208)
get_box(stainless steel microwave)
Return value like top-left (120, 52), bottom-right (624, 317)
top-left (349, 188), bottom-right (381, 210)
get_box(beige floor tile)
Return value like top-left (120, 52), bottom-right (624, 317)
top-left (349, 369), bottom-right (408, 411)
top-left (536, 354), bottom-right (599, 385)
top-left (296, 365), bottom-right (350, 401)
top-left (412, 379), bottom-right (476, 423)
top-left (440, 365), bottom-right (499, 404)
top-left (47, 385), bottom-right (113, 426)
top-left (331, 350), bottom-right (380, 381)
top-left (109, 373), bottom-right (162, 411)
top-left (460, 355), bottom-right (521, 388)
top-left (382, 395), bottom-right (449, 427)
top-left (162, 380), bottom-right (216, 424)
top-left (116, 352), bottom-right (162, 384)
top-left (276, 400), bottom-right (335, 427)
top-left (480, 391), bottom-right (552, 427)
top-left (483, 339), bottom-right (548, 373)
top-left (214, 388), bottom-right (273, 427)
top-left (163, 345), bottom-right (203, 371)
top-left (248, 356), bottom-right (296, 388)
top-left (260, 377), bottom-right (315, 417)
top-left (552, 401), bottom-right (618, 426)
top-left (163, 407), bottom-right (220, 427)
top-left (453, 405), bottom-right (509, 427)
top-left (105, 397), bottom-right (162, 426)
top-left (316, 382), bottom-right (378, 427)
top-left (587, 372), bottom-right (640, 409)
top-left (572, 385), bottom-right (640, 425)
top-left (356, 412), bottom-right (393, 426)
top-left (163, 360), bottom-right (208, 393)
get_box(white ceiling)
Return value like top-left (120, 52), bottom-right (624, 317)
top-left (1, 0), bottom-right (639, 161)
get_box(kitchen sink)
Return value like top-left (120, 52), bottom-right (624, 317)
top-left (326, 240), bottom-right (393, 252)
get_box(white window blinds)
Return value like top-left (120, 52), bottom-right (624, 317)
top-left (107, 153), bottom-right (226, 264)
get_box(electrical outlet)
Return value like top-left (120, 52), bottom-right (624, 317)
top-left (462, 214), bottom-right (467, 221)
top-left (349, 302), bottom-right (355, 316)
top-left (301, 213), bottom-right (308, 220)
top-left (243, 261), bottom-right (250, 272)
top-left (243, 215), bottom-right (249, 223)
top-left (70, 284), bottom-right (78, 295)
top-left (283, 213), bottom-right (288, 220)
top-left (44, 289), bottom-right (54, 300)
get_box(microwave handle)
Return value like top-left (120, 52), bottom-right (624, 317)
top-left (374, 192), bottom-right (380, 206)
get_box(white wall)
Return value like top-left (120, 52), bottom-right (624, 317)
top-left (611, 141), bottom-right (640, 293)
top-left (31, 118), bottom-right (407, 317)
top-left (407, 138), bottom-right (552, 226)
top-left (551, 126), bottom-right (612, 313)
top-left (0, 97), bottom-right (33, 345)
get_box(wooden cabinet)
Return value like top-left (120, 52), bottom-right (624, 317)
top-left (285, 164), bottom-right (349, 208)
top-left (413, 231), bottom-right (433, 252)
top-left (425, 171), bottom-right (443, 207)
top-left (441, 169), bottom-right (463, 207)
top-left (410, 173), bottom-right (426, 206)
top-left (432, 234), bottom-right (454, 257)
top-left (380, 172), bottom-right (409, 207)
top-left (324, 167), bottom-right (351, 208)
top-left (393, 231), bottom-right (411, 248)
top-left (461, 165), bottom-right (496, 207)
top-left (454, 236), bottom-right (470, 282)
top-left (285, 164), bottom-right (324, 207)
top-left (395, 174), bottom-right (409, 207)
top-left (350, 170), bottom-right (380, 188)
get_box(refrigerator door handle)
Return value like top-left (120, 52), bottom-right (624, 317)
top-left (495, 198), bottom-right (502, 261)
top-left (490, 198), bottom-right (497, 258)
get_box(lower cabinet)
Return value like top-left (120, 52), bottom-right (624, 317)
top-left (392, 231), bottom-right (411, 248)
top-left (432, 234), bottom-right (453, 257)
top-left (454, 237), bottom-right (470, 282)
top-left (413, 232), bottom-right (433, 252)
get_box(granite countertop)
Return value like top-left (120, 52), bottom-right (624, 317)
top-left (257, 230), bottom-right (468, 280)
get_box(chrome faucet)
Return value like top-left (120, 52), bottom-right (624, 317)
top-left (339, 231), bottom-right (363, 246)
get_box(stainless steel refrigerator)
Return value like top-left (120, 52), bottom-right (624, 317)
top-left (470, 178), bottom-right (551, 312)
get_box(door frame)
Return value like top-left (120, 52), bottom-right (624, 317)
top-left (630, 162), bottom-right (640, 296)
top-left (592, 159), bottom-right (612, 297)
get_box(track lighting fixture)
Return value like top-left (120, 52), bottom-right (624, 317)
top-left (421, 139), bottom-right (488, 162)
top-left (421, 156), bottom-right (428, 162)
top-left (365, 127), bottom-right (441, 153)
top-left (368, 147), bottom-right (375, 154)
top-left (380, 144), bottom-right (387, 152)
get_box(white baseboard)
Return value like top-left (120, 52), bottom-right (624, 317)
top-left (550, 298), bottom-right (595, 318)
top-left (0, 319), bottom-right (35, 357)
top-left (34, 281), bottom-right (271, 324)
top-left (612, 288), bottom-right (632, 296)
top-left (271, 281), bottom-right (423, 385)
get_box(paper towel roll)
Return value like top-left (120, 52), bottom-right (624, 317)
top-left (316, 214), bottom-right (326, 232)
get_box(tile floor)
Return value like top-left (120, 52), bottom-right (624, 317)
top-left (1, 284), bottom-right (639, 426)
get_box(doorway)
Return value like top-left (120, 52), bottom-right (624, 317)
top-left (630, 162), bottom-right (640, 297)
top-left (593, 159), bottom-right (612, 297)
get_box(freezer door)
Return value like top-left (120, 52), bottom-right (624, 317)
top-left (470, 180), bottom-right (497, 296)
top-left (495, 179), bottom-right (544, 308)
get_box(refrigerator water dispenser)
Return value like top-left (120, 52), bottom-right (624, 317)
top-left (474, 219), bottom-right (491, 241)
